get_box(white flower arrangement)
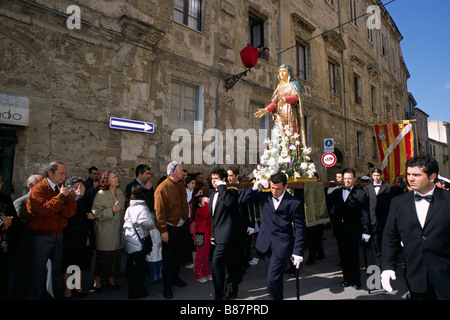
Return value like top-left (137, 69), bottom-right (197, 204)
top-left (253, 125), bottom-right (316, 181)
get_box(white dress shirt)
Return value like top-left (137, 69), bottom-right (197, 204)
top-left (272, 191), bottom-right (286, 210)
top-left (342, 186), bottom-right (352, 202)
top-left (47, 178), bottom-right (59, 192)
top-left (373, 183), bottom-right (381, 195)
top-left (414, 186), bottom-right (435, 228)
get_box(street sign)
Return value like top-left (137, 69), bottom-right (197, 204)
top-left (109, 117), bottom-right (154, 133)
top-left (324, 138), bottom-right (334, 153)
top-left (321, 152), bottom-right (337, 167)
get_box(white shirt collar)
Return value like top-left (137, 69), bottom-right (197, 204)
top-left (47, 178), bottom-right (58, 191)
top-left (415, 185), bottom-right (436, 197)
top-left (272, 191), bottom-right (286, 210)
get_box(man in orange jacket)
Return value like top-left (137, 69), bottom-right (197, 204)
top-left (26, 161), bottom-right (77, 299)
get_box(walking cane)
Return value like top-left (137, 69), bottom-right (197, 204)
top-left (291, 256), bottom-right (300, 300)
top-left (361, 239), bottom-right (368, 270)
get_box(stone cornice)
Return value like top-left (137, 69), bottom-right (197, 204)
top-left (322, 30), bottom-right (346, 52)
top-left (350, 55), bottom-right (365, 68)
top-left (291, 13), bottom-right (316, 32)
top-left (119, 15), bottom-right (165, 47)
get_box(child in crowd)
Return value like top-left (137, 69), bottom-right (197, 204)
top-left (146, 211), bottom-right (162, 284)
top-left (192, 195), bottom-right (212, 283)
top-left (123, 185), bottom-right (155, 299)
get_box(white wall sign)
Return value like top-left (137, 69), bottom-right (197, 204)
top-left (0, 93), bottom-right (30, 126)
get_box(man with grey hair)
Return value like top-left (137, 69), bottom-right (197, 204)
top-left (154, 160), bottom-right (189, 299)
top-left (14, 174), bottom-right (44, 225)
top-left (11, 173), bottom-right (44, 299)
top-left (26, 161), bottom-right (77, 299)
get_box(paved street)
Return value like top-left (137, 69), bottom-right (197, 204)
top-left (74, 225), bottom-right (409, 301)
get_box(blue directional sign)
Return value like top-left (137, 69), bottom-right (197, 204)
top-left (109, 117), bottom-right (154, 133)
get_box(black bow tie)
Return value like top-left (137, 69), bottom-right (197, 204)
top-left (273, 196), bottom-right (279, 202)
top-left (374, 185), bottom-right (381, 188)
top-left (414, 194), bottom-right (433, 203)
top-left (342, 187), bottom-right (351, 191)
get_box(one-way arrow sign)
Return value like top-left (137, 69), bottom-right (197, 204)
top-left (109, 117), bottom-right (154, 133)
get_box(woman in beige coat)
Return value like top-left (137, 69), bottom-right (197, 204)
top-left (91, 171), bottom-right (126, 291)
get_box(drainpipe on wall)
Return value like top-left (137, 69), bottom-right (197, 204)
top-left (214, 78), bottom-right (220, 168)
top-left (337, 0), bottom-right (349, 161)
top-left (277, 0), bottom-right (282, 66)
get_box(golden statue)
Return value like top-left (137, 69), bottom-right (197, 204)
top-left (255, 64), bottom-right (306, 154)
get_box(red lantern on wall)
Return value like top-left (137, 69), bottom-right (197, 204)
top-left (225, 45), bottom-right (260, 91)
top-left (240, 45), bottom-right (259, 69)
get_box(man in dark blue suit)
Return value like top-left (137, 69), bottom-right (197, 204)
top-left (243, 172), bottom-right (306, 300)
top-left (382, 155), bottom-right (450, 300)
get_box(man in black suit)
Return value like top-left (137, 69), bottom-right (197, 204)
top-left (226, 166), bottom-right (255, 297)
top-left (382, 155), bottom-right (450, 300)
top-left (242, 172), bottom-right (306, 300)
top-left (125, 164), bottom-right (155, 212)
top-left (365, 168), bottom-right (392, 266)
top-left (328, 168), bottom-right (371, 289)
top-left (209, 167), bottom-right (240, 300)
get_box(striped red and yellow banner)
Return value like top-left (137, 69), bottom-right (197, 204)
top-left (373, 120), bottom-right (414, 185)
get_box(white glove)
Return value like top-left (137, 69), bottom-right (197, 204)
top-left (361, 233), bottom-right (371, 242)
top-left (290, 254), bottom-right (303, 269)
top-left (247, 227), bottom-right (255, 235)
top-left (381, 270), bottom-right (396, 292)
top-left (252, 179), bottom-right (269, 190)
top-left (215, 180), bottom-right (226, 187)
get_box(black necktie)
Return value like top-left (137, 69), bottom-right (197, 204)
top-left (415, 194), bottom-right (433, 203)
top-left (54, 185), bottom-right (59, 193)
top-left (273, 197), bottom-right (279, 202)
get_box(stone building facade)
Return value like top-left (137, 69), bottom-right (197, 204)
top-left (428, 120), bottom-right (449, 178)
top-left (414, 107), bottom-right (429, 156)
top-left (0, 0), bottom-right (411, 197)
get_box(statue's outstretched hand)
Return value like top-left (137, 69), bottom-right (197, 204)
top-left (254, 108), bottom-right (268, 118)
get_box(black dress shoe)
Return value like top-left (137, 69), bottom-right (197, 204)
top-left (224, 291), bottom-right (238, 300)
top-left (352, 283), bottom-right (361, 290)
top-left (174, 279), bottom-right (187, 287)
top-left (164, 287), bottom-right (173, 299)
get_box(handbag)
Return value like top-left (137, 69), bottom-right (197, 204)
top-left (193, 220), bottom-right (208, 246)
top-left (193, 232), bottom-right (205, 246)
top-left (132, 224), bottom-right (153, 254)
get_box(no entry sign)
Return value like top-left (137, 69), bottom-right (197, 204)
top-left (321, 152), bottom-right (337, 167)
